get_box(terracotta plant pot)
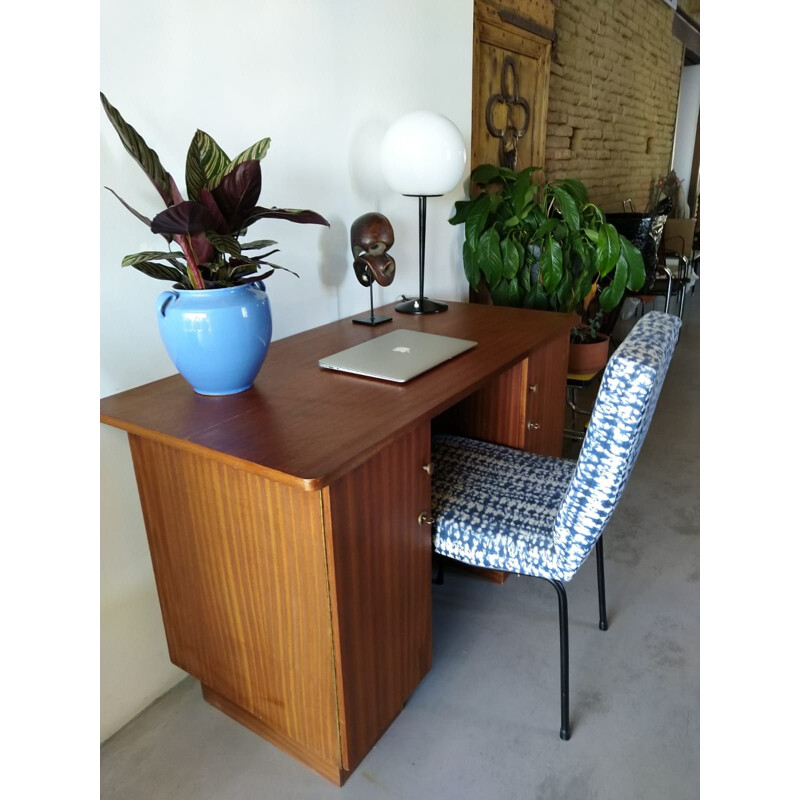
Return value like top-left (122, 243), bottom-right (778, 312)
top-left (568, 334), bottom-right (609, 374)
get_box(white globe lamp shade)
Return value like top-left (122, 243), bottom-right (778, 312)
top-left (380, 111), bottom-right (467, 196)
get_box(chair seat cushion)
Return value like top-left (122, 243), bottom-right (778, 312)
top-left (431, 435), bottom-right (576, 580)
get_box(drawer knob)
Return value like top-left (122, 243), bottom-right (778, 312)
top-left (418, 511), bottom-right (435, 527)
top-left (529, 383), bottom-right (539, 393)
top-left (527, 421), bottom-right (541, 431)
top-left (422, 462), bottom-right (434, 476)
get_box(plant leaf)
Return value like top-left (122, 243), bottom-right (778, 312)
top-left (100, 93), bottom-right (174, 207)
top-left (211, 160), bottom-right (262, 233)
top-left (554, 178), bottom-right (588, 207)
top-left (540, 237), bottom-right (563, 293)
top-left (490, 277), bottom-right (512, 306)
top-left (129, 261), bottom-right (186, 283)
top-left (244, 206), bottom-right (330, 227)
top-left (240, 239), bottom-right (278, 251)
top-left (599, 252), bottom-right (628, 311)
top-left (151, 201), bottom-right (217, 235)
top-left (470, 164), bottom-right (501, 184)
top-left (104, 187), bottom-right (156, 230)
top-left (261, 261), bottom-right (300, 278)
top-left (477, 227), bottom-right (503, 289)
top-left (218, 137), bottom-right (271, 186)
top-left (511, 168), bottom-right (535, 217)
top-left (185, 130), bottom-right (231, 200)
top-left (532, 218), bottom-right (559, 241)
top-left (620, 235), bottom-right (646, 290)
top-left (463, 241), bottom-right (480, 291)
top-left (121, 250), bottom-right (185, 266)
top-left (465, 193), bottom-right (491, 251)
top-left (596, 223), bottom-right (621, 277)
top-left (500, 236), bottom-right (520, 279)
top-left (206, 232), bottom-right (242, 257)
top-left (449, 200), bottom-right (472, 226)
top-left (523, 282), bottom-right (550, 310)
top-left (551, 185), bottom-right (581, 232)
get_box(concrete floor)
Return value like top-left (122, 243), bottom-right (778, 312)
top-left (101, 292), bottom-right (699, 800)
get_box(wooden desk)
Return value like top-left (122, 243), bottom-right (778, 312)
top-left (100, 301), bottom-right (573, 785)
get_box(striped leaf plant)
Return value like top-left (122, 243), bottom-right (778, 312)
top-left (449, 164), bottom-right (645, 339)
top-left (101, 93), bottom-right (329, 290)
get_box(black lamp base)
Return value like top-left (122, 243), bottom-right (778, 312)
top-left (353, 314), bottom-right (392, 326)
top-left (395, 297), bottom-right (448, 315)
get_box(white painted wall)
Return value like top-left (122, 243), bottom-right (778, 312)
top-left (671, 63), bottom-right (700, 217)
top-left (100, 0), bottom-right (473, 740)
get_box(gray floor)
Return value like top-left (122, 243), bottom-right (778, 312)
top-left (101, 292), bottom-right (700, 800)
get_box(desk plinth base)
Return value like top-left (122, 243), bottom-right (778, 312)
top-left (202, 684), bottom-right (348, 786)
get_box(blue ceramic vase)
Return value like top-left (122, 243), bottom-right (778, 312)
top-left (155, 282), bottom-right (272, 396)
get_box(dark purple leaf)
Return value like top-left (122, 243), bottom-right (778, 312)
top-left (245, 206), bottom-right (330, 227)
top-left (151, 201), bottom-right (217, 235)
top-left (211, 160), bottom-right (262, 233)
top-left (198, 188), bottom-right (228, 232)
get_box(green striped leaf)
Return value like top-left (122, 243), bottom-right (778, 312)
top-left (129, 261), bottom-right (186, 283)
top-left (121, 250), bottom-right (185, 266)
top-left (240, 239), bottom-right (278, 251)
top-left (100, 93), bottom-right (173, 206)
top-left (214, 137), bottom-right (271, 188)
top-left (206, 232), bottom-right (241, 257)
top-left (186, 130), bottom-right (231, 200)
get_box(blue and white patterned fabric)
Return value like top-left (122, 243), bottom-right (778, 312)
top-left (431, 312), bottom-right (681, 582)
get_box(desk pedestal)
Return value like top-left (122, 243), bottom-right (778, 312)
top-left (129, 423), bottom-right (431, 785)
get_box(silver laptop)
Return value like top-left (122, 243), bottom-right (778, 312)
top-left (319, 329), bottom-right (477, 383)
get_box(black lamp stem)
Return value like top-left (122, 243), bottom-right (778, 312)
top-left (418, 195), bottom-right (427, 301)
top-left (395, 194), bottom-right (448, 314)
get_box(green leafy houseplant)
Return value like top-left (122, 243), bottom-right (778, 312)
top-left (449, 164), bottom-right (646, 340)
top-left (101, 93), bottom-right (329, 290)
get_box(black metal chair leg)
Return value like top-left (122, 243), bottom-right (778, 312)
top-left (595, 535), bottom-right (609, 631)
top-left (546, 578), bottom-right (570, 741)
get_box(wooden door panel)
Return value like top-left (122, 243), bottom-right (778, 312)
top-left (472, 7), bottom-right (552, 172)
top-left (323, 423), bottom-right (432, 772)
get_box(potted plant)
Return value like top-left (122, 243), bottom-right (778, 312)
top-left (101, 93), bottom-right (329, 395)
top-left (448, 164), bottom-right (646, 372)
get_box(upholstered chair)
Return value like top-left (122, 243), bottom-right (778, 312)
top-left (431, 311), bottom-right (681, 739)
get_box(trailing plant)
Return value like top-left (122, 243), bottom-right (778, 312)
top-left (101, 93), bottom-right (329, 290)
top-left (448, 164), bottom-right (645, 334)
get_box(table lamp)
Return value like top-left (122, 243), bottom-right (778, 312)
top-left (379, 111), bottom-right (466, 314)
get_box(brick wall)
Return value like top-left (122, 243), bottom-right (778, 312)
top-left (544, 0), bottom-right (685, 213)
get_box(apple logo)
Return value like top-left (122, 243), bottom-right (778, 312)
top-left (392, 346), bottom-right (411, 354)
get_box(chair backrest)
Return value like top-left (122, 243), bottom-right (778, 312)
top-left (663, 218), bottom-right (697, 261)
top-left (552, 312), bottom-right (681, 579)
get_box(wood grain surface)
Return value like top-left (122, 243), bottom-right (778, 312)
top-left (128, 435), bottom-right (341, 771)
top-left (102, 302), bottom-right (574, 490)
top-left (323, 423), bottom-right (432, 771)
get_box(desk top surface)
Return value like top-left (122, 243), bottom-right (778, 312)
top-left (101, 301), bottom-right (574, 490)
